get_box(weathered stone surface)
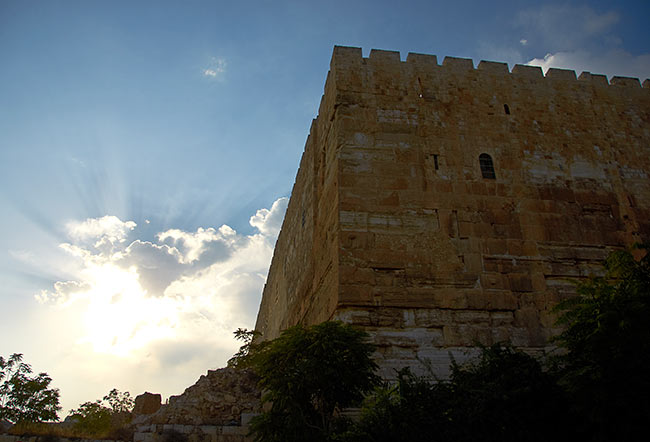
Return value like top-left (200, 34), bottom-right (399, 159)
top-left (255, 46), bottom-right (650, 377)
top-left (134, 392), bottom-right (162, 416)
top-left (139, 367), bottom-right (260, 426)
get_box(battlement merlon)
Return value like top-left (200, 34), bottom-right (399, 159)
top-left (328, 45), bottom-right (649, 91)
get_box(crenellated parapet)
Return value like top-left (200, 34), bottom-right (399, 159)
top-left (329, 45), bottom-right (649, 90)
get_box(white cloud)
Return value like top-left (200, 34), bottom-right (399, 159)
top-left (157, 225), bottom-right (237, 264)
top-left (203, 57), bottom-right (227, 79)
top-left (249, 197), bottom-right (288, 237)
top-left (36, 280), bottom-right (91, 304)
top-left (65, 215), bottom-right (136, 252)
top-left (34, 198), bottom-right (288, 411)
top-left (526, 49), bottom-right (650, 80)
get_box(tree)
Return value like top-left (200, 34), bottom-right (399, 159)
top-left (102, 388), bottom-right (134, 414)
top-left (344, 367), bottom-right (454, 442)
top-left (68, 400), bottom-right (112, 436)
top-left (443, 345), bottom-right (571, 442)
top-left (0, 353), bottom-right (60, 423)
top-left (552, 244), bottom-right (650, 441)
top-left (242, 321), bottom-right (379, 442)
top-left (348, 345), bottom-right (570, 442)
top-left (227, 328), bottom-right (260, 368)
top-left (68, 389), bottom-right (133, 436)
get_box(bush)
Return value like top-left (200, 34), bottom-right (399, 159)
top-left (552, 244), bottom-right (650, 441)
top-left (242, 321), bottom-right (379, 442)
top-left (68, 389), bottom-right (134, 438)
top-left (348, 344), bottom-right (571, 442)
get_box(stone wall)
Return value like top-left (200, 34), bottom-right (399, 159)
top-left (255, 68), bottom-right (343, 339)
top-left (132, 367), bottom-right (259, 442)
top-left (256, 45), bottom-right (650, 377)
top-left (0, 429), bottom-right (252, 442)
top-left (133, 422), bottom-right (253, 442)
top-left (135, 368), bottom-right (259, 426)
top-left (0, 436), bottom-right (119, 442)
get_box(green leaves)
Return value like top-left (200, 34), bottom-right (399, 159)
top-left (244, 321), bottom-right (379, 442)
top-left (349, 345), bottom-right (569, 442)
top-left (102, 389), bottom-right (134, 414)
top-left (68, 400), bottom-right (113, 435)
top-left (68, 388), bottom-right (133, 437)
top-left (551, 244), bottom-right (650, 440)
top-left (0, 353), bottom-right (61, 423)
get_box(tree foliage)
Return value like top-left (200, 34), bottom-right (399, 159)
top-left (551, 244), bottom-right (650, 441)
top-left (68, 400), bottom-right (112, 435)
top-left (68, 389), bottom-right (133, 436)
top-left (347, 345), bottom-right (570, 442)
top-left (102, 389), bottom-right (134, 414)
top-left (242, 321), bottom-right (379, 442)
top-left (0, 353), bottom-right (60, 423)
top-left (227, 328), bottom-right (259, 368)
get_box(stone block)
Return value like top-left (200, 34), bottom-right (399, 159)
top-left (546, 68), bottom-right (577, 81)
top-left (477, 60), bottom-right (509, 74)
top-left (610, 76), bottom-right (641, 87)
top-left (512, 64), bottom-right (543, 78)
top-left (240, 413), bottom-right (258, 427)
top-left (222, 426), bottom-right (247, 436)
top-left (442, 56), bottom-right (474, 71)
top-left (509, 274), bottom-right (533, 292)
top-left (200, 426), bottom-right (219, 436)
top-left (133, 392), bottom-right (162, 416)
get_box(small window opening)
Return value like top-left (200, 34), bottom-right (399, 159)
top-left (433, 154), bottom-right (439, 170)
top-left (479, 153), bottom-right (496, 179)
top-left (504, 104), bottom-right (510, 115)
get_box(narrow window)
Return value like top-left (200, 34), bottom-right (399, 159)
top-left (504, 104), bottom-right (510, 114)
top-left (479, 153), bottom-right (496, 179)
top-left (433, 154), bottom-right (439, 170)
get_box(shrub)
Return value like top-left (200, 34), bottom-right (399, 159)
top-left (243, 321), bottom-right (379, 442)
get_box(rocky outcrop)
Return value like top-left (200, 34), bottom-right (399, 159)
top-left (136, 367), bottom-right (260, 426)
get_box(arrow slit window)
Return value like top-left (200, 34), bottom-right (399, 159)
top-left (479, 153), bottom-right (496, 179)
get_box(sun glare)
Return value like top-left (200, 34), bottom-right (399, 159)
top-left (78, 263), bottom-right (179, 356)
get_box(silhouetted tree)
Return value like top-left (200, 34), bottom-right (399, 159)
top-left (0, 353), bottom-right (60, 423)
top-left (552, 244), bottom-right (650, 441)
top-left (347, 345), bottom-right (570, 442)
top-left (244, 321), bottom-right (379, 442)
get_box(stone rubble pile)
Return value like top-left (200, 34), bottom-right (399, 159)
top-left (134, 367), bottom-right (261, 427)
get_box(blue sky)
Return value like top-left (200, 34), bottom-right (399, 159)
top-left (1, 0), bottom-right (649, 415)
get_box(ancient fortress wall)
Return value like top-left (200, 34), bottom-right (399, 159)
top-left (256, 46), bottom-right (650, 377)
top-left (255, 69), bottom-right (342, 339)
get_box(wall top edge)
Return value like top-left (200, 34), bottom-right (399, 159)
top-left (331, 45), bottom-right (648, 89)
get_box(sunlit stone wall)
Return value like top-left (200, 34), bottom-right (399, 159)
top-left (256, 45), bottom-right (650, 378)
